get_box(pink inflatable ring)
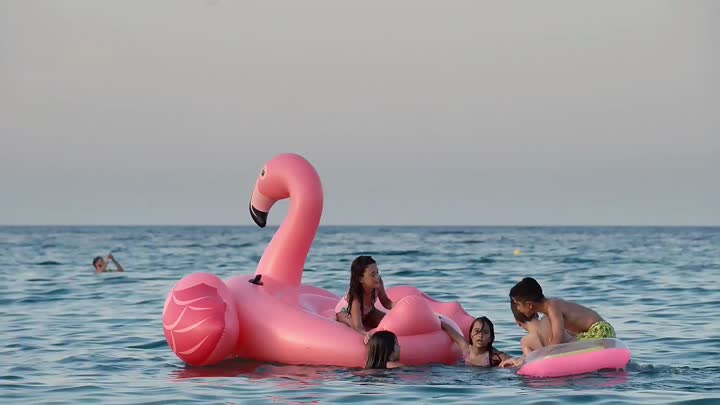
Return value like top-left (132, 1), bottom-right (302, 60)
top-left (162, 153), bottom-right (475, 367)
top-left (518, 338), bottom-right (631, 378)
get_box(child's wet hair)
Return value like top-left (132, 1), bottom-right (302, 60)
top-left (365, 330), bottom-right (397, 369)
top-left (347, 256), bottom-right (377, 315)
top-left (92, 256), bottom-right (103, 267)
top-left (509, 277), bottom-right (545, 303)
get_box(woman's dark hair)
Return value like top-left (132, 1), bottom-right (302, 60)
top-left (92, 256), bottom-right (103, 267)
top-left (346, 255), bottom-right (376, 316)
top-left (365, 330), bottom-right (397, 369)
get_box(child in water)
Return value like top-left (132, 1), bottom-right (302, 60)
top-left (500, 276), bottom-right (616, 369)
top-left (508, 277), bottom-right (616, 343)
top-left (500, 299), bottom-right (576, 367)
top-left (365, 330), bottom-right (401, 369)
top-left (512, 299), bottom-right (576, 354)
top-left (336, 256), bottom-right (394, 333)
top-left (441, 316), bottom-right (511, 367)
top-left (93, 253), bottom-right (124, 273)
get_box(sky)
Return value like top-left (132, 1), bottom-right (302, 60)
top-left (1, 1), bottom-right (718, 226)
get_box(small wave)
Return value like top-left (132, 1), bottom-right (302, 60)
top-left (626, 361), bottom-right (720, 375)
top-left (17, 291), bottom-right (71, 303)
top-left (16, 288), bottom-right (72, 301)
top-left (360, 250), bottom-right (424, 257)
top-left (4, 343), bottom-right (39, 351)
top-left (215, 242), bottom-right (254, 249)
top-left (676, 264), bottom-right (720, 271)
top-left (45, 384), bottom-right (104, 394)
top-left (455, 239), bottom-right (486, 245)
top-left (132, 298), bottom-right (163, 306)
top-left (46, 288), bottom-right (71, 295)
top-left (128, 339), bottom-right (168, 350)
top-left (560, 257), bottom-right (599, 264)
top-left (180, 243), bottom-right (204, 248)
top-left (431, 229), bottom-right (473, 235)
top-left (469, 256), bottom-right (496, 264)
top-left (35, 261), bottom-right (62, 266)
top-left (393, 270), bottom-right (421, 277)
top-left (103, 277), bottom-right (137, 284)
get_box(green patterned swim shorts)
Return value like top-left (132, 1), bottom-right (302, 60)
top-left (576, 321), bottom-right (616, 340)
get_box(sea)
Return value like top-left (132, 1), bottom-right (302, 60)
top-left (1, 226), bottom-right (718, 404)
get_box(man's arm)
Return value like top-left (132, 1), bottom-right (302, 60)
top-left (108, 254), bottom-right (124, 272)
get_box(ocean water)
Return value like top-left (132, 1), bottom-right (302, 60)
top-left (0, 226), bottom-right (718, 404)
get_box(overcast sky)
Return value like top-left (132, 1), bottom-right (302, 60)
top-left (1, 1), bottom-right (718, 225)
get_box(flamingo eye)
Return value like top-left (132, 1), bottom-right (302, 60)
top-left (260, 166), bottom-right (266, 177)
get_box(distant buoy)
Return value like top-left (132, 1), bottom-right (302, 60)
top-left (514, 249), bottom-right (522, 256)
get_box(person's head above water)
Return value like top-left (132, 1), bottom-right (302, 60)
top-left (365, 330), bottom-right (400, 369)
top-left (511, 299), bottom-right (540, 330)
top-left (347, 255), bottom-right (379, 313)
top-left (93, 256), bottom-right (105, 271)
top-left (93, 253), bottom-right (123, 273)
top-left (467, 316), bottom-right (496, 350)
top-left (509, 277), bottom-right (545, 318)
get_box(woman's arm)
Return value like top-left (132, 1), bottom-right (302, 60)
top-left (350, 298), bottom-right (366, 333)
top-left (377, 277), bottom-right (394, 310)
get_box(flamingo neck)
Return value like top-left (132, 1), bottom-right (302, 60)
top-left (255, 179), bottom-right (322, 287)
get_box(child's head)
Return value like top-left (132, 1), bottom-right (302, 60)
top-left (351, 255), bottom-right (380, 291)
top-left (509, 277), bottom-right (545, 318)
top-left (467, 316), bottom-right (495, 350)
top-left (365, 330), bottom-right (400, 369)
top-left (347, 256), bottom-right (380, 313)
top-left (93, 256), bottom-right (105, 270)
top-left (510, 298), bottom-right (539, 331)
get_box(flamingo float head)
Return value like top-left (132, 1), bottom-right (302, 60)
top-left (249, 153), bottom-right (321, 227)
top-left (248, 153), bottom-right (323, 286)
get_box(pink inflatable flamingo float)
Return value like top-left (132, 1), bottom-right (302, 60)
top-left (162, 153), bottom-right (475, 367)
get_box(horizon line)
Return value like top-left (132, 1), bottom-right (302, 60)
top-left (1, 224), bottom-right (718, 228)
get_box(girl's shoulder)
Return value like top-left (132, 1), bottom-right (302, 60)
top-left (492, 348), bottom-right (509, 356)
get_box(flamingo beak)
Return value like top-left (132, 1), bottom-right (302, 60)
top-left (249, 200), bottom-right (268, 228)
